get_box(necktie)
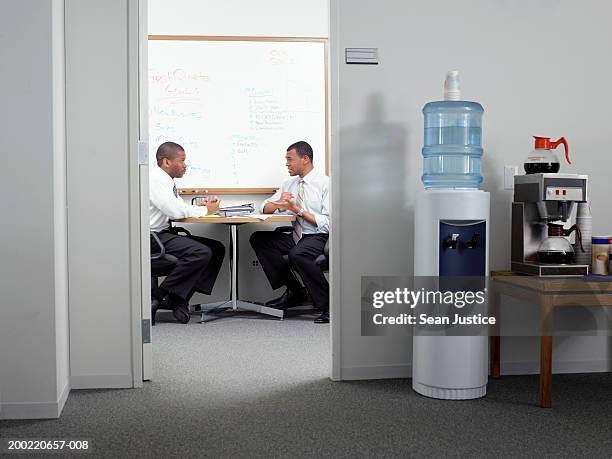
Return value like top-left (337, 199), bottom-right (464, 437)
top-left (168, 183), bottom-right (179, 230)
top-left (293, 179), bottom-right (305, 243)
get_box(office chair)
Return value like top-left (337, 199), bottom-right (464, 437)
top-left (150, 229), bottom-right (190, 325)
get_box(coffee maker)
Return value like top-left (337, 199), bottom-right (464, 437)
top-left (511, 173), bottom-right (589, 276)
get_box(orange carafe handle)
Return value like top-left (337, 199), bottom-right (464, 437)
top-left (551, 137), bottom-right (570, 164)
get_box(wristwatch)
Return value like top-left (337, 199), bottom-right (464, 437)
top-left (297, 208), bottom-right (304, 217)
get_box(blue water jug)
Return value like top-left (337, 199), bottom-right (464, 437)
top-left (421, 72), bottom-right (484, 189)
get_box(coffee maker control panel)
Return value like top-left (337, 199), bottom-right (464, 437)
top-left (514, 173), bottom-right (588, 203)
top-left (545, 186), bottom-right (583, 201)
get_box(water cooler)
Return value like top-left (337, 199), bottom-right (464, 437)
top-left (412, 71), bottom-right (490, 399)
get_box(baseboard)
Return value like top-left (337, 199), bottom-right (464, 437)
top-left (340, 364), bottom-right (412, 380)
top-left (0, 382), bottom-right (71, 420)
top-left (70, 374), bottom-right (133, 389)
top-left (339, 360), bottom-right (611, 381)
top-left (0, 402), bottom-right (59, 420)
top-left (500, 359), bottom-right (612, 376)
top-left (57, 381), bottom-right (70, 416)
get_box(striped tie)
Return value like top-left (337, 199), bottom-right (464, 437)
top-left (293, 179), bottom-right (305, 243)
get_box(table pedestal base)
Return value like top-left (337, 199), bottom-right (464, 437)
top-left (192, 298), bottom-right (285, 322)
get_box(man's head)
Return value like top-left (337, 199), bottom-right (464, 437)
top-left (285, 141), bottom-right (313, 177)
top-left (156, 141), bottom-right (187, 178)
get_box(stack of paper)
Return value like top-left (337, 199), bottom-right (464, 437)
top-left (218, 203), bottom-right (255, 217)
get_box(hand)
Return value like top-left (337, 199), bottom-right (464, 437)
top-left (272, 197), bottom-right (295, 211)
top-left (195, 196), bottom-right (209, 207)
top-left (206, 196), bottom-right (220, 214)
top-left (281, 192), bottom-right (301, 213)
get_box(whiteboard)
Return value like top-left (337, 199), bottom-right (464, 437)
top-left (148, 38), bottom-right (326, 190)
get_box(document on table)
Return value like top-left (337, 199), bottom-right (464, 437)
top-left (227, 213), bottom-right (274, 220)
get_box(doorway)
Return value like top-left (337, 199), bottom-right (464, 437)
top-left (139, 1), bottom-right (332, 385)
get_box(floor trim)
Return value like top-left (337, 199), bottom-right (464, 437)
top-left (0, 381), bottom-right (71, 420)
top-left (500, 359), bottom-right (612, 376)
top-left (339, 360), bottom-right (612, 380)
top-left (340, 364), bottom-right (412, 380)
top-left (70, 374), bottom-right (133, 389)
top-left (57, 381), bottom-right (70, 416)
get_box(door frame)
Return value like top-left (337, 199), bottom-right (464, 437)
top-left (128, 0), bottom-right (150, 386)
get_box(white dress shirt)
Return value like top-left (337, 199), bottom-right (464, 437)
top-left (262, 169), bottom-right (329, 235)
top-left (149, 165), bottom-right (207, 232)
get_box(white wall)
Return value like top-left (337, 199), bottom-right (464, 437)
top-left (0, 0), bottom-right (70, 419)
top-left (65, 0), bottom-right (140, 389)
top-left (148, 0), bottom-right (330, 305)
top-left (331, 0), bottom-right (612, 379)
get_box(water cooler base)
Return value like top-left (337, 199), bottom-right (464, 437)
top-left (412, 381), bottom-right (486, 400)
top-left (412, 190), bottom-right (490, 400)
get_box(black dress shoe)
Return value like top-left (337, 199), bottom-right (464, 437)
top-left (314, 311), bottom-right (329, 324)
top-left (153, 293), bottom-right (173, 310)
top-left (172, 303), bottom-right (190, 324)
top-left (266, 288), bottom-right (308, 309)
top-left (265, 289), bottom-right (291, 307)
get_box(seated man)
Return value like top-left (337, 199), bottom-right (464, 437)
top-left (250, 141), bottom-right (330, 324)
top-left (150, 141), bottom-right (225, 324)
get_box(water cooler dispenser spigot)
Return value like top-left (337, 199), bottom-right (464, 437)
top-left (444, 234), bottom-right (460, 250)
top-left (466, 233), bottom-right (480, 249)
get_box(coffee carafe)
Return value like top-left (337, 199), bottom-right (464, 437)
top-left (524, 136), bottom-right (570, 174)
top-left (537, 223), bottom-right (584, 264)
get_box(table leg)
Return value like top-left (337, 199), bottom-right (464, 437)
top-left (490, 290), bottom-right (501, 378)
top-left (189, 220), bottom-right (290, 322)
top-left (539, 298), bottom-right (553, 408)
top-left (540, 336), bottom-right (553, 408)
top-left (230, 224), bottom-right (238, 311)
top-left (197, 300), bottom-right (230, 323)
top-left (490, 336), bottom-right (501, 378)
top-left (192, 225), bottom-right (237, 321)
top-left (226, 223), bottom-right (284, 319)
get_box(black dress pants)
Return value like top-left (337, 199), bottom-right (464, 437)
top-left (153, 230), bottom-right (225, 303)
top-left (250, 231), bottom-right (329, 311)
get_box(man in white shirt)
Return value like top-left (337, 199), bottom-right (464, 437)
top-left (150, 141), bottom-right (225, 324)
top-left (249, 141), bottom-right (330, 324)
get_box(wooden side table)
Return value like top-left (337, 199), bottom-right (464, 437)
top-left (490, 272), bottom-right (612, 407)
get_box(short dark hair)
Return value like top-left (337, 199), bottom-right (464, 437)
top-left (287, 141), bottom-right (313, 163)
top-left (156, 141), bottom-right (184, 166)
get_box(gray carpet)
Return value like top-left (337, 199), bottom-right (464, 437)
top-left (1, 312), bottom-right (612, 458)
